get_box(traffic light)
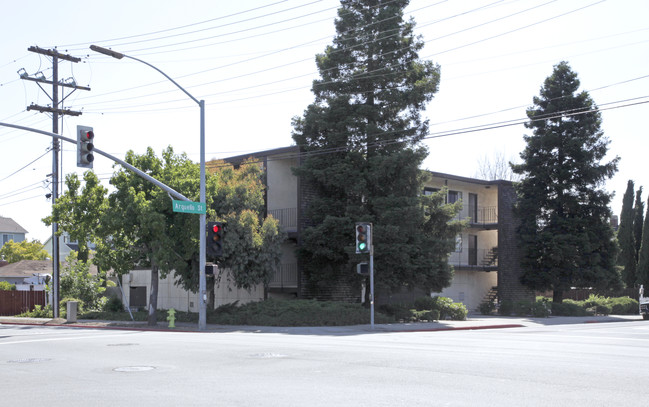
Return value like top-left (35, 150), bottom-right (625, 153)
top-left (355, 222), bottom-right (372, 254)
top-left (77, 125), bottom-right (94, 168)
top-left (206, 221), bottom-right (224, 259)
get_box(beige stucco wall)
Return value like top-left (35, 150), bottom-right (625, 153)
top-left (122, 269), bottom-right (263, 312)
top-left (266, 154), bottom-right (298, 212)
top-left (438, 270), bottom-right (498, 312)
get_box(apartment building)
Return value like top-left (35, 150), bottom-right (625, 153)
top-left (224, 146), bottom-right (533, 311)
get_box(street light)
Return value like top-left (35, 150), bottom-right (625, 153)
top-left (90, 45), bottom-right (208, 331)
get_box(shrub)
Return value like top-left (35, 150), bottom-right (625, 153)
top-left (207, 299), bottom-right (394, 326)
top-left (378, 303), bottom-right (413, 321)
top-left (0, 281), bottom-right (16, 291)
top-left (514, 300), bottom-right (533, 316)
top-left (103, 296), bottom-right (124, 312)
top-left (607, 297), bottom-right (638, 315)
top-left (499, 300), bottom-right (514, 316)
top-left (414, 296), bottom-right (436, 311)
top-left (446, 303), bottom-right (468, 320)
top-left (551, 300), bottom-right (593, 316)
top-left (532, 298), bottom-right (552, 318)
top-left (18, 304), bottom-right (53, 318)
top-left (60, 297), bottom-right (85, 314)
top-left (478, 301), bottom-right (496, 315)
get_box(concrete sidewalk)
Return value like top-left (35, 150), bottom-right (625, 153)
top-left (0, 314), bottom-right (641, 335)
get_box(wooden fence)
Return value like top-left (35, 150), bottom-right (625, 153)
top-left (0, 290), bottom-right (47, 316)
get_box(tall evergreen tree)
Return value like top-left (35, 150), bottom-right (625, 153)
top-left (637, 198), bottom-right (649, 287)
top-left (512, 61), bottom-right (620, 303)
top-left (617, 180), bottom-right (637, 286)
top-left (292, 0), bottom-right (461, 296)
top-left (634, 187), bottom-right (644, 259)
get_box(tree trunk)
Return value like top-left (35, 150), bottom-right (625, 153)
top-left (552, 288), bottom-right (564, 304)
top-left (148, 264), bottom-right (159, 326)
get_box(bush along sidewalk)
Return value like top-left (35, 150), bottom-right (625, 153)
top-left (478, 294), bottom-right (639, 317)
top-left (378, 296), bottom-right (468, 322)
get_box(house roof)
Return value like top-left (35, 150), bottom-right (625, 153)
top-left (220, 145), bottom-right (299, 165)
top-left (0, 260), bottom-right (51, 278)
top-left (0, 259), bottom-right (99, 277)
top-left (0, 217), bottom-right (28, 234)
top-left (427, 170), bottom-right (513, 187)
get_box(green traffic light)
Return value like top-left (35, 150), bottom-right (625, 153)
top-left (358, 242), bottom-right (367, 251)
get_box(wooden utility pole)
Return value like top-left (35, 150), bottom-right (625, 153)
top-left (22, 46), bottom-right (90, 318)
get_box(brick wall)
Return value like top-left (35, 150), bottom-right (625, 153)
top-left (295, 154), bottom-right (360, 302)
top-left (497, 182), bottom-right (535, 303)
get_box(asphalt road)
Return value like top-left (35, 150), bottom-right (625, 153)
top-left (1, 320), bottom-right (648, 406)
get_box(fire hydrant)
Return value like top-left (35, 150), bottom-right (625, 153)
top-left (167, 308), bottom-right (176, 328)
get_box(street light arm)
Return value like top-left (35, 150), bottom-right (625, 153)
top-left (89, 44), bottom-right (209, 331)
top-left (90, 45), bottom-right (199, 106)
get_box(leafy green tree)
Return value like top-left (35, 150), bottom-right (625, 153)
top-left (43, 171), bottom-right (108, 262)
top-left (512, 61), bottom-right (620, 303)
top-left (292, 0), bottom-right (460, 296)
top-left (174, 159), bottom-right (284, 307)
top-left (0, 239), bottom-right (48, 263)
top-left (60, 252), bottom-right (106, 311)
top-left (637, 198), bottom-right (649, 287)
top-left (95, 147), bottom-right (203, 326)
top-left (617, 180), bottom-right (636, 286)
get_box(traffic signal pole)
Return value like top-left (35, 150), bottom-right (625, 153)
top-left (370, 242), bottom-right (375, 330)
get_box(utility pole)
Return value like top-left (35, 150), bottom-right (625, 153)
top-left (21, 46), bottom-right (90, 318)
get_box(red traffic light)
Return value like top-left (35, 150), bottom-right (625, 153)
top-left (212, 224), bottom-right (221, 233)
top-left (84, 130), bottom-right (94, 140)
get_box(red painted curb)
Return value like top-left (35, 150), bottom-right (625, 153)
top-left (394, 324), bottom-right (525, 333)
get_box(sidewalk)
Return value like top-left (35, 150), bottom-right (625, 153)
top-left (0, 314), bottom-right (641, 335)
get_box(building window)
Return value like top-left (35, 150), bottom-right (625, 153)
top-left (2, 234), bottom-right (14, 245)
top-left (448, 190), bottom-right (462, 203)
top-left (423, 187), bottom-right (440, 196)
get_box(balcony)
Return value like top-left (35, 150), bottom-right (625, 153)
top-left (268, 207), bottom-right (297, 234)
top-left (449, 247), bottom-right (498, 272)
top-left (467, 206), bottom-right (498, 229)
top-left (269, 263), bottom-right (298, 289)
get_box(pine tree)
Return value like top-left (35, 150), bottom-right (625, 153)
top-left (634, 187), bottom-right (644, 259)
top-left (512, 61), bottom-right (620, 303)
top-left (637, 199), bottom-right (649, 287)
top-left (618, 180), bottom-right (637, 286)
top-left (292, 0), bottom-right (461, 295)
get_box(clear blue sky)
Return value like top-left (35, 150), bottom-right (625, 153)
top-left (1, 0), bottom-right (648, 243)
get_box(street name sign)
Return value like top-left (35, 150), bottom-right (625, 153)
top-left (172, 200), bottom-right (206, 214)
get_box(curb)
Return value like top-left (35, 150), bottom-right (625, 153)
top-left (390, 324), bottom-right (525, 333)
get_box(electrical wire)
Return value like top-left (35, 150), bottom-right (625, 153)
top-left (0, 147), bottom-right (52, 183)
top-left (72, 0), bottom-right (604, 112)
top-left (52, 0), bottom-right (293, 50)
top-left (203, 96), bottom-right (649, 170)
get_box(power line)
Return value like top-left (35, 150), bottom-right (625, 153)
top-left (52, 0), bottom-right (293, 50)
top-left (72, 0), bottom-right (607, 112)
top-left (0, 147), bottom-right (52, 183)
top-left (203, 96), bottom-right (649, 170)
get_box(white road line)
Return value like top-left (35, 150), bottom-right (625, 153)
top-left (0, 331), bottom-right (144, 345)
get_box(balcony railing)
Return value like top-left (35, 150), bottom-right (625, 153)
top-left (269, 263), bottom-right (298, 289)
top-left (449, 247), bottom-right (498, 271)
top-left (462, 206), bottom-right (498, 225)
top-left (268, 207), bottom-right (297, 232)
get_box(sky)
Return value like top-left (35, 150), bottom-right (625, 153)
top-left (1, 0), bottom-right (648, 243)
